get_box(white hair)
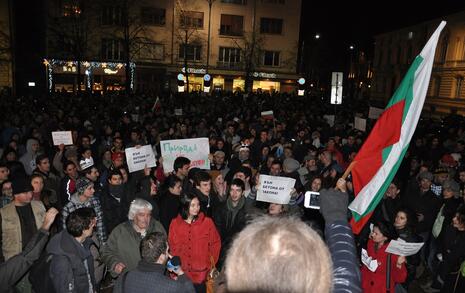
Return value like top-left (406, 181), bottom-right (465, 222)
top-left (128, 198), bottom-right (153, 220)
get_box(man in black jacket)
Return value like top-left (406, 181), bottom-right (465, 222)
top-left (214, 178), bottom-right (251, 268)
top-left (113, 232), bottom-right (195, 293)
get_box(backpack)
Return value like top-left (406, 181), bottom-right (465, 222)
top-left (29, 253), bottom-right (56, 293)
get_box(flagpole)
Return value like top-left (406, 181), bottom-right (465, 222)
top-left (342, 161), bottom-right (356, 180)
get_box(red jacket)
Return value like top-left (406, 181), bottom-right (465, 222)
top-left (168, 213), bottom-right (221, 284)
top-left (361, 240), bottom-right (407, 293)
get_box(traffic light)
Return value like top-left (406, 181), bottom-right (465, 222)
top-left (203, 74), bottom-right (211, 93)
top-left (297, 77), bottom-right (306, 96)
top-left (177, 73), bottom-right (185, 92)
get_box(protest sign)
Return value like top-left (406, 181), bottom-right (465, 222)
top-left (368, 106), bottom-right (384, 119)
top-left (175, 109), bottom-right (183, 116)
top-left (125, 145), bottom-right (157, 173)
top-left (386, 239), bottom-right (424, 256)
top-left (354, 117), bottom-right (367, 131)
top-left (52, 131), bottom-right (73, 146)
top-left (257, 175), bottom-right (296, 204)
top-left (160, 138), bottom-right (210, 172)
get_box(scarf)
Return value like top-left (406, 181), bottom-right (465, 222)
top-left (226, 196), bottom-right (245, 230)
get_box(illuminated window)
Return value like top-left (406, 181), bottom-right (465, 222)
top-left (456, 76), bottom-right (463, 98)
top-left (63, 4), bottom-right (81, 17)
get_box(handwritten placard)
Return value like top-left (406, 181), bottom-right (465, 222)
top-left (368, 107), bottom-right (384, 120)
top-left (257, 175), bottom-right (296, 204)
top-left (52, 131), bottom-right (73, 146)
top-left (386, 239), bottom-right (424, 256)
top-left (125, 145), bottom-right (157, 173)
top-left (354, 117), bottom-right (367, 131)
top-left (160, 138), bottom-right (210, 172)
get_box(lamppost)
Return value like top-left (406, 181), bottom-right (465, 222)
top-left (206, 0), bottom-right (216, 72)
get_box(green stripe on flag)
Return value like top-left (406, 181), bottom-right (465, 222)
top-left (385, 56), bottom-right (423, 123)
top-left (352, 144), bottom-right (410, 221)
top-left (382, 145), bottom-right (393, 163)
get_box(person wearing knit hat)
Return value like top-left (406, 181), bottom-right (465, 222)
top-left (0, 176), bottom-right (46, 262)
top-left (61, 176), bottom-right (107, 245)
top-left (283, 158), bottom-right (300, 174)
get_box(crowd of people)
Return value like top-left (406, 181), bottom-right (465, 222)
top-left (0, 89), bottom-right (464, 293)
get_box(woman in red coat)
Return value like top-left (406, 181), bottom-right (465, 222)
top-left (362, 221), bottom-right (407, 293)
top-left (169, 193), bottom-right (221, 293)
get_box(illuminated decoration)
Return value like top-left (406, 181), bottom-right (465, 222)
top-left (104, 68), bottom-right (119, 74)
top-left (43, 59), bottom-right (136, 92)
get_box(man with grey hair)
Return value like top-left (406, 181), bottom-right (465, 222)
top-left (101, 198), bottom-right (166, 277)
top-left (223, 178), bottom-right (361, 293)
top-left (113, 232), bottom-right (195, 293)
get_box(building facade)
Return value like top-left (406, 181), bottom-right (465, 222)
top-left (371, 12), bottom-right (465, 116)
top-left (45, 0), bottom-right (302, 93)
top-left (0, 0), bottom-right (13, 91)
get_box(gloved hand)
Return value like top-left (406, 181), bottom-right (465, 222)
top-left (320, 178), bottom-right (349, 224)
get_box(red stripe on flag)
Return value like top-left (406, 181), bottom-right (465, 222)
top-left (352, 100), bottom-right (405, 195)
top-left (350, 211), bottom-right (373, 234)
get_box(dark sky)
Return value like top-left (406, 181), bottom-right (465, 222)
top-left (300, 1), bottom-right (465, 71)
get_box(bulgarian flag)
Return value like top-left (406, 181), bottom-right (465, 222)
top-left (348, 21), bottom-right (446, 234)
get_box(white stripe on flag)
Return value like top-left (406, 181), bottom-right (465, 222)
top-left (349, 21), bottom-right (446, 216)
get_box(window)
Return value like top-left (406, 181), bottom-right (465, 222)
top-left (101, 39), bottom-right (125, 60)
top-left (263, 51), bottom-right (280, 66)
top-left (141, 7), bottom-right (165, 25)
top-left (218, 47), bottom-right (242, 67)
top-left (101, 6), bottom-right (123, 25)
top-left (136, 43), bottom-right (164, 60)
top-left (63, 4), bottom-right (81, 17)
top-left (179, 44), bottom-right (202, 61)
top-left (222, 0), bottom-right (247, 4)
top-left (180, 11), bottom-right (203, 28)
top-left (456, 76), bottom-right (463, 98)
top-left (260, 18), bottom-right (283, 34)
top-left (220, 14), bottom-right (243, 36)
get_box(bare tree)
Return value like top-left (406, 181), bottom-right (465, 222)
top-left (47, 0), bottom-right (94, 94)
top-left (174, 0), bottom-right (205, 91)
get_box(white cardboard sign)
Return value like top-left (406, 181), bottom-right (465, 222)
top-left (354, 117), bottom-right (367, 131)
top-left (125, 145), bottom-right (157, 173)
top-left (160, 138), bottom-right (210, 172)
top-left (52, 131), bottom-right (73, 146)
top-left (368, 107), bottom-right (384, 120)
top-left (386, 239), bottom-right (424, 256)
top-left (257, 175), bottom-right (296, 204)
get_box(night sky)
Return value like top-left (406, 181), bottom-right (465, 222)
top-left (301, 0), bottom-right (465, 71)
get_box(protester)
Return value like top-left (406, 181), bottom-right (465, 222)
top-left (113, 232), bottom-right (195, 293)
top-left (168, 193), bottom-right (221, 293)
top-left (101, 198), bottom-right (166, 277)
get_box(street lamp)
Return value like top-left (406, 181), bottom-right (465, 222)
top-left (314, 33), bottom-right (320, 39)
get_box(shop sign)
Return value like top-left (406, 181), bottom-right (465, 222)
top-left (181, 67), bottom-right (206, 74)
top-left (252, 72), bottom-right (277, 79)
